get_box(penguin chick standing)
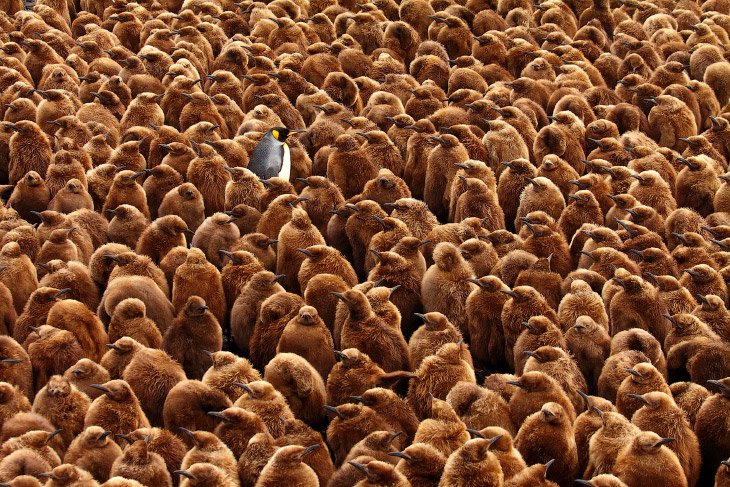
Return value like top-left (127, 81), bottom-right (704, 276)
top-left (248, 127), bottom-right (306, 181)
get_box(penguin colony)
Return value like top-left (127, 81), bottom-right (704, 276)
top-left (4, 0), bottom-right (730, 487)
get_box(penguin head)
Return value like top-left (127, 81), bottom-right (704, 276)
top-left (270, 127), bottom-right (306, 142)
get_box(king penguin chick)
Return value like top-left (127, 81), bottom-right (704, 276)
top-left (612, 431), bottom-right (687, 487)
top-left (64, 426), bottom-right (122, 483)
top-left (161, 296), bottom-right (222, 381)
top-left (84, 380), bottom-right (151, 445)
top-left (515, 402), bottom-right (579, 487)
top-left (439, 436), bottom-right (505, 487)
top-left (630, 391), bottom-right (700, 487)
top-left (248, 127), bottom-right (306, 181)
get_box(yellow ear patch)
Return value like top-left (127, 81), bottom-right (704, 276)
top-left (272, 129), bottom-right (280, 139)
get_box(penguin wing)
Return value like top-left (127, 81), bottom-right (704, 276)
top-left (249, 135), bottom-right (285, 180)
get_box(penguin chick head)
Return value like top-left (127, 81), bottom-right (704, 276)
top-left (539, 401), bottom-right (567, 425)
top-left (81, 426), bottom-right (113, 449)
top-left (332, 289), bottom-right (371, 319)
top-left (22, 171), bottom-right (43, 187)
top-left (207, 351), bottom-right (238, 369)
top-left (428, 395), bottom-right (458, 421)
top-left (479, 427), bottom-right (512, 452)
top-left (46, 375), bottom-right (71, 397)
top-left (48, 228), bottom-right (72, 244)
top-left (631, 391), bottom-right (673, 411)
top-left (506, 371), bottom-right (551, 392)
top-left (526, 346), bottom-right (566, 365)
top-left (664, 313), bottom-right (702, 334)
top-left (624, 362), bottom-right (661, 385)
top-left (89, 379), bottom-right (133, 401)
top-left (296, 306), bottom-right (319, 325)
top-left (631, 431), bottom-right (675, 455)
top-left (707, 377), bottom-right (730, 397)
top-left (106, 337), bottom-right (141, 356)
top-left (235, 380), bottom-right (277, 400)
top-left (461, 437), bottom-right (498, 462)
top-left (39, 464), bottom-right (84, 483)
top-left (436, 341), bottom-right (469, 365)
top-left (360, 431), bottom-right (402, 454)
top-left (180, 429), bottom-right (221, 450)
top-left (571, 315), bottom-right (600, 334)
top-left (179, 462), bottom-right (232, 486)
top-left (698, 294), bottom-right (724, 311)
top-left (416, 311), bottom-right (450, 331)
top-left (523, 316), bottom-right (555, 335)
top-left (349, 459), bottom-right (400, 484)
top-left (69, 359), bottom-right (97, 380)
top-left (183, 295), bottom-right (209, 317)
top-left (122, 439), bottom-right (151, 463)
top-left (684, 264), bottom-right (715, 284)
top-left (432, 242), bottom-right (466, 272)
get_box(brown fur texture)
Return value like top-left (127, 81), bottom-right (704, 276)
top-left (264, 352), bottom-right (326, 425)
top-left (32, 375), bottom-right (89, 448)
top-left (108, 299), bottom-right (162, 349)
top-left (277, 306), bottom-right (335, 381)
top-left (84, 380), bottom-right (150, 445)
top-left (421, 243), bottom-right (476, 340)
top-left (233, 380), bottom-right (295, 438)
top-left (337, 289), bottom-right (410, 373)
top-left (162, 296), bottom-right (222, 381)
top-left (122, 348), bottom-right (186, 428)
top-left (171, 248), bottom-right (227, 329)
top-left (64, 426), bottom-right (122, 483)
top-left (515, 402), bottom-right (579, 487)
top-left (613, 431), bottom-right (687, 487)
top-left (109, 439), bottom-right (171, 487)
top-left (162, 380), bottom-right (232, 440)
top-left (63, 359), bottom-right (110, 400)
top-left (202, 351), bottom-right (262, 403)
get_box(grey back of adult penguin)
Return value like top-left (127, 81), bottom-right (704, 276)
top-left (248, 127), bottom-right (306, 181)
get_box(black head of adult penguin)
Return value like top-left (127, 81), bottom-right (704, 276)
top-left (248, 127), bottom-right (307, 181)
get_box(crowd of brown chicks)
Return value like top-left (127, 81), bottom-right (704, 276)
top-left (3, 0), bottom-right (730, 485)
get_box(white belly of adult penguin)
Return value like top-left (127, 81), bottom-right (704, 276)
top-left (247, 127), bottom-right (306, 181)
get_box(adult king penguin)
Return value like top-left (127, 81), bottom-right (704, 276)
top-left (248, 127), bottom-right (306, 181)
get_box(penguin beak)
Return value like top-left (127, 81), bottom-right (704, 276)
top-left (627, 393), bottom-right (649, 404)
top-left (466, 428), bottom-right (484, 438)
top-left (232, 382), bottom-right (253, 394)
top-left (654, 438), bottom-right (675, 447)
top-left (708, 380), bottom-right (730, 390)
top-left (329, 291), bottom-right (347, 302)
top-left (296, 248), bottom-right (314, 257)
top-left (323, 405), bottom-right (343, 418)
top-left (89, 384), bottom-right (110, 393)
top-left (174, 470), bottom-right (196, 480)
top-left (299, 444), bottom-right (320, 458)
top-left (388, 451), bottom-right (412, 461)
top-left (55, 288), bottom-right (71, 298)
top-left (207, 411), bottom-right (231, 422)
